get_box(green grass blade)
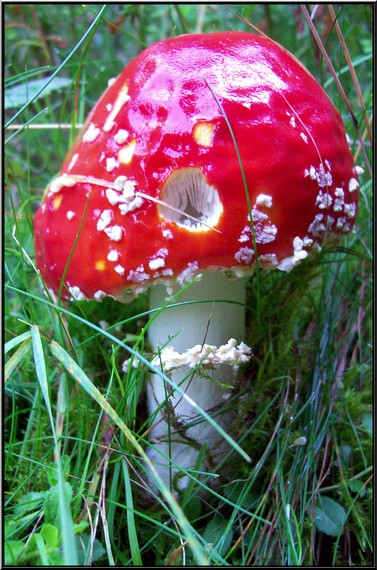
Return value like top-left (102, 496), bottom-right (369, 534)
top-left (5, 330), bottom-right (32, 354)
top-left (31, 326), bottom-right (54, 431)
top-left (31, 326), bottom-right (78, 566)
top-left (122, 460), bottom-right (142, 565)
top-left (5, 339), bottom-right (31, 382)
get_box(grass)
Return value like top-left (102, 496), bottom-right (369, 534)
top-left (4, 3), bottom-right (373, 566)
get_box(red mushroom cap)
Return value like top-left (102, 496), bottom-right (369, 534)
top-left (34, 31), bottom-right (359, 301)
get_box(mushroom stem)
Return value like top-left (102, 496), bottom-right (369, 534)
top-left (146, 271), bottom-right (247, 491)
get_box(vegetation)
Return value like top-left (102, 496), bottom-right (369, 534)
top-left (4, 4), bottom-right (373, 566)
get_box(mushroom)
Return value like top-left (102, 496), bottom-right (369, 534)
top-left (34, 31), bottom-right (360, 492)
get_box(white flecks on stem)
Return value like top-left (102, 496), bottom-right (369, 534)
top-left (151, 338), bottom-right (252, 373)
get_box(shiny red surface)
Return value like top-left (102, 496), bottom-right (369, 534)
top-left (34, 31), bottom-right (358, 300)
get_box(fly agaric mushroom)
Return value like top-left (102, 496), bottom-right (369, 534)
top-left (34, 31), bottom-right (360, 492)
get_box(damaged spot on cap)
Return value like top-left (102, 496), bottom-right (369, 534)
top-left (158, 168), bottom-right (223, 232)
top-left (118, 139), bottom-right (136, 165)
top-left (52, 195), bottom-right (63, 210)
top-left (95, 260), bottom-right (106, 271)
top-left (193, 122), bottom-right (215, 147)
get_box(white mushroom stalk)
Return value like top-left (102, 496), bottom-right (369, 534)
top-left (146, 271), bottom-right (250, 492)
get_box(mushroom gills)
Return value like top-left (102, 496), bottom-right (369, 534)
top-left (158, 168), bottom-right (223, 231)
